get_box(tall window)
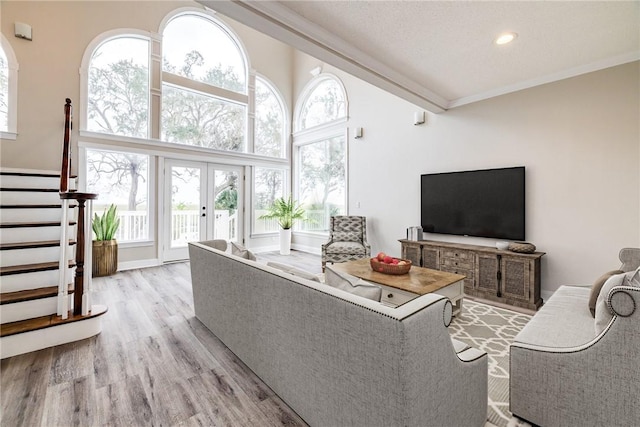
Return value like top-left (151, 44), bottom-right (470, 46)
top-left (0, 47), bottom-right (8, 132)
top-left (294, 75), bottom-right (348, 232)
top-left (253, 167), bottom-right (285, 234)
top-left (87, 37), bottom-right (150, 138)
top-left (0, 37), bottom-right (18, 137)
top-left (161, 13), bottom-right (248, 151)
top-left (85, 148), bottom-right (150, 242)
top-left (254, 77), bottom-right (286, 158)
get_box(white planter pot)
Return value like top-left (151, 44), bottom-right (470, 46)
top-left (279, 228), bottom-right (292, 255)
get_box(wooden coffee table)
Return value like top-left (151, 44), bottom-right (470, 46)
top-left (331, 259), bottom-right (466, 314)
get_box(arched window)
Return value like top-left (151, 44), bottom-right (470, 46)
top-left (254, 76), bottom-right (286, 158)
top-left (161, 12), bottom-right (249, 151)
top-left (86, 36), bottom-right (150, 138)
top-left (294, 74), bottom-right (348, 232)
top-left (296, 75), bottom-right (346, 131)
top-left (0, 36), bottom-right (18, 137)
top-left (86, 35), bottom-right (149, 138)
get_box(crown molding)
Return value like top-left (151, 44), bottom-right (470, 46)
top-left (449, 51), bottom-right (640, 108)
top-left (197, 0), bottom-right (448, 113)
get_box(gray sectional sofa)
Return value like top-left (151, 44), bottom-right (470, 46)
top-left (510, 248), bottom-right (640, 426)
top-left (189, 242), bottom-right (488, 427)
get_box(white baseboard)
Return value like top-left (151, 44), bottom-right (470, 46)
top-left (117, 258), bottom-right (161, 271)
top-left (291, 243), bottom-right (321, 255)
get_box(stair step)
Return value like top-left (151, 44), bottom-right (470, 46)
top-left (0, 204), bottom-right (77, 208)
top-left (0, 284), bottom-right (74, 305)
top-left (0, 171), bottom-right (60, 178)
top-left (0, 239), bottom-right (76, 251)
top-left (0, 260), bottom-right (76, 276)
top-left (0, 187), bottom-right (59, 192)
top-left (0, 304), bottom-right (107, 338)
top-left (0, 221), bottom-right (77, 228)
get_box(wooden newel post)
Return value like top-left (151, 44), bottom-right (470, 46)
top-left (74, 199), bottom-right (87, 315)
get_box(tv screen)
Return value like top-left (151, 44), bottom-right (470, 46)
top-left (420, 167), bottom-right (525, 241)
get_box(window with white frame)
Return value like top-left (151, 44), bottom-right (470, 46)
top-left (253, 167), bottom-right (286, 234)
top-left (87, 36), bottom-right (150, 138)
top-left (0, 36), bottom-right (18, 137)
top-left (294, 75), bottom-right (348, 232)
top-left (0, 47), bottom-right (8, 132)
top-left (161, 13), bottom-right (248, 151)
top-left (85, 148), bottom-right (150, 243)
top-left (254, 76), bottom-right (286, 158)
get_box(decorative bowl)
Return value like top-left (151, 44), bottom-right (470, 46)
top-left (370, 257), bottom-right (412, 275)
top-left (496, 241), bottom-right (510, 250)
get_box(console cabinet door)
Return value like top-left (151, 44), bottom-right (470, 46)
top-left (402, 243), bottom-right (422, 266)
top-left (476, 254), bottom-right (499, 294)
top-left (421, 247), bottom-right (439, 269)
top-left (501, 256), bottom-right (530, 301)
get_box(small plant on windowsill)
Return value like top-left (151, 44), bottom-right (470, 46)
top-left (259, 195), bottom-right (309, 255)
top-left (92, 204), bottom-right (121, 277)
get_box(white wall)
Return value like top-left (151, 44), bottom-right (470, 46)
top-left (294, 54), bottom-right (639, 295)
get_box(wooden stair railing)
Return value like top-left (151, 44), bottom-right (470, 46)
top-left (59, 98), bottom-right (98, 317)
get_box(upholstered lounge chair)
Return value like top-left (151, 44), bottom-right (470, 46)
top-left (321, 216), bottom-right (371, 271)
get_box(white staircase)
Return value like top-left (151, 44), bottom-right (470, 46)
top-left (0, 170), bottom-right (107, 359)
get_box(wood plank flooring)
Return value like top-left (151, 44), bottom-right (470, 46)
top-left (1, 252), bottom-right (313, 427)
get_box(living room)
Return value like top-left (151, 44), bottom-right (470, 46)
top-left (0, 1), bottom-right (639, 426)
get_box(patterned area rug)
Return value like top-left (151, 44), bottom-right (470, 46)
top-left (449, 299), bottom-right (532, 427)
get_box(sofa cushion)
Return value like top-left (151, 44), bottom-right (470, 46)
top-left (594, 267), bottom-right (640, 334)
top-left (514, 285), bottom-right (595, 348)
top-left (324, 242), bottom-right (367, 255)
top-left (324, 266), bottom-right (382, 302)
top-left (267, 261), bottom-right (321, 282)
top-left (588, 270), bottom-right (624, 317)
top-left (231, 241), bottom-right (256, 261)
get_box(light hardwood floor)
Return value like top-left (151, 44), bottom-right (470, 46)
top-left (1, 252), bottom-right (314, 426)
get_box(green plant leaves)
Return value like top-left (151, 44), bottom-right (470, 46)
top-left (257, 195), bottom-right (309, 230)
top-left (92, 204), bottom-right (121, 241)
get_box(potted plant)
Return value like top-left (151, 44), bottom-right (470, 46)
top-left (259, 195), bottom-right (308, 255)
top-left (92, 204), bottom-right (120, 277)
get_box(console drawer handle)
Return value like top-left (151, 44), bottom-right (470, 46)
top-left (388, 293), bottom-right (394, 298)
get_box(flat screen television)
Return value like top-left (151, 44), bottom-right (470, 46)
top-left (420, 167), bottom-right (525, 241)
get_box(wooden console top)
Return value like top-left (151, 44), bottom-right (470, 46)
top-left (330, 258), bottom-right (465, 295)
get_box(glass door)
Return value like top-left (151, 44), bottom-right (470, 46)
top-left (163, 160), bottom-right (243, 262)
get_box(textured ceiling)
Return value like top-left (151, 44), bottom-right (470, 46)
top-left (278, 0), bottom-right (640, 106)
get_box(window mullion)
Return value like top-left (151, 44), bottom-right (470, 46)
top-left (162, 72), bottom-right (248, 105)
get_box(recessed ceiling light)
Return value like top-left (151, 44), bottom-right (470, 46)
top-left (495, 32), bottom-right (518, 45)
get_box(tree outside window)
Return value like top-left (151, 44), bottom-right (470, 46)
top-left (161, 14), bottom-right (248, 152)
top-left (255, 77), bottom-right (285, 158)
top-left (298, 137), bottom-right (346, 232)
top-left (87, 37), bottom-right (149, 138)
top-left (295, 75), bottom-right (348, 232)
top-left (86, 149), bottom-right (149, 242)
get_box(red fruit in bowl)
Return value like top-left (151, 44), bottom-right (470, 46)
top-left (377, 252), bottom-right (386, 261)
top-left (391, 259), bottom-right (399, 265)
top-left (383, 256), bottom-right (393, 264)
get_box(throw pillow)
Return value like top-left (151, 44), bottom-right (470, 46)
top-left (230, 241), bottom-right (256, 261)
top-left (594, 267), bottom-right (640, 334)
top-left (267, 262), bottom-right (321, 282)
top-left (588, 270), bottom-right (624, 317)
top-left (324, 266), bottom-right (382, 302)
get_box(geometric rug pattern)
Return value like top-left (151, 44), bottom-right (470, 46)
top-left (449, 299), bottom-right (532, 427)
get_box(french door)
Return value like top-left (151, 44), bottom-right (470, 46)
top-left (163, 159), bottom-right (243, 262)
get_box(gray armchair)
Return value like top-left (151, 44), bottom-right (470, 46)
top-left (321, 216), bottom-right (371, 271)
top-left (510, 248), bottom-right (640, 426)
